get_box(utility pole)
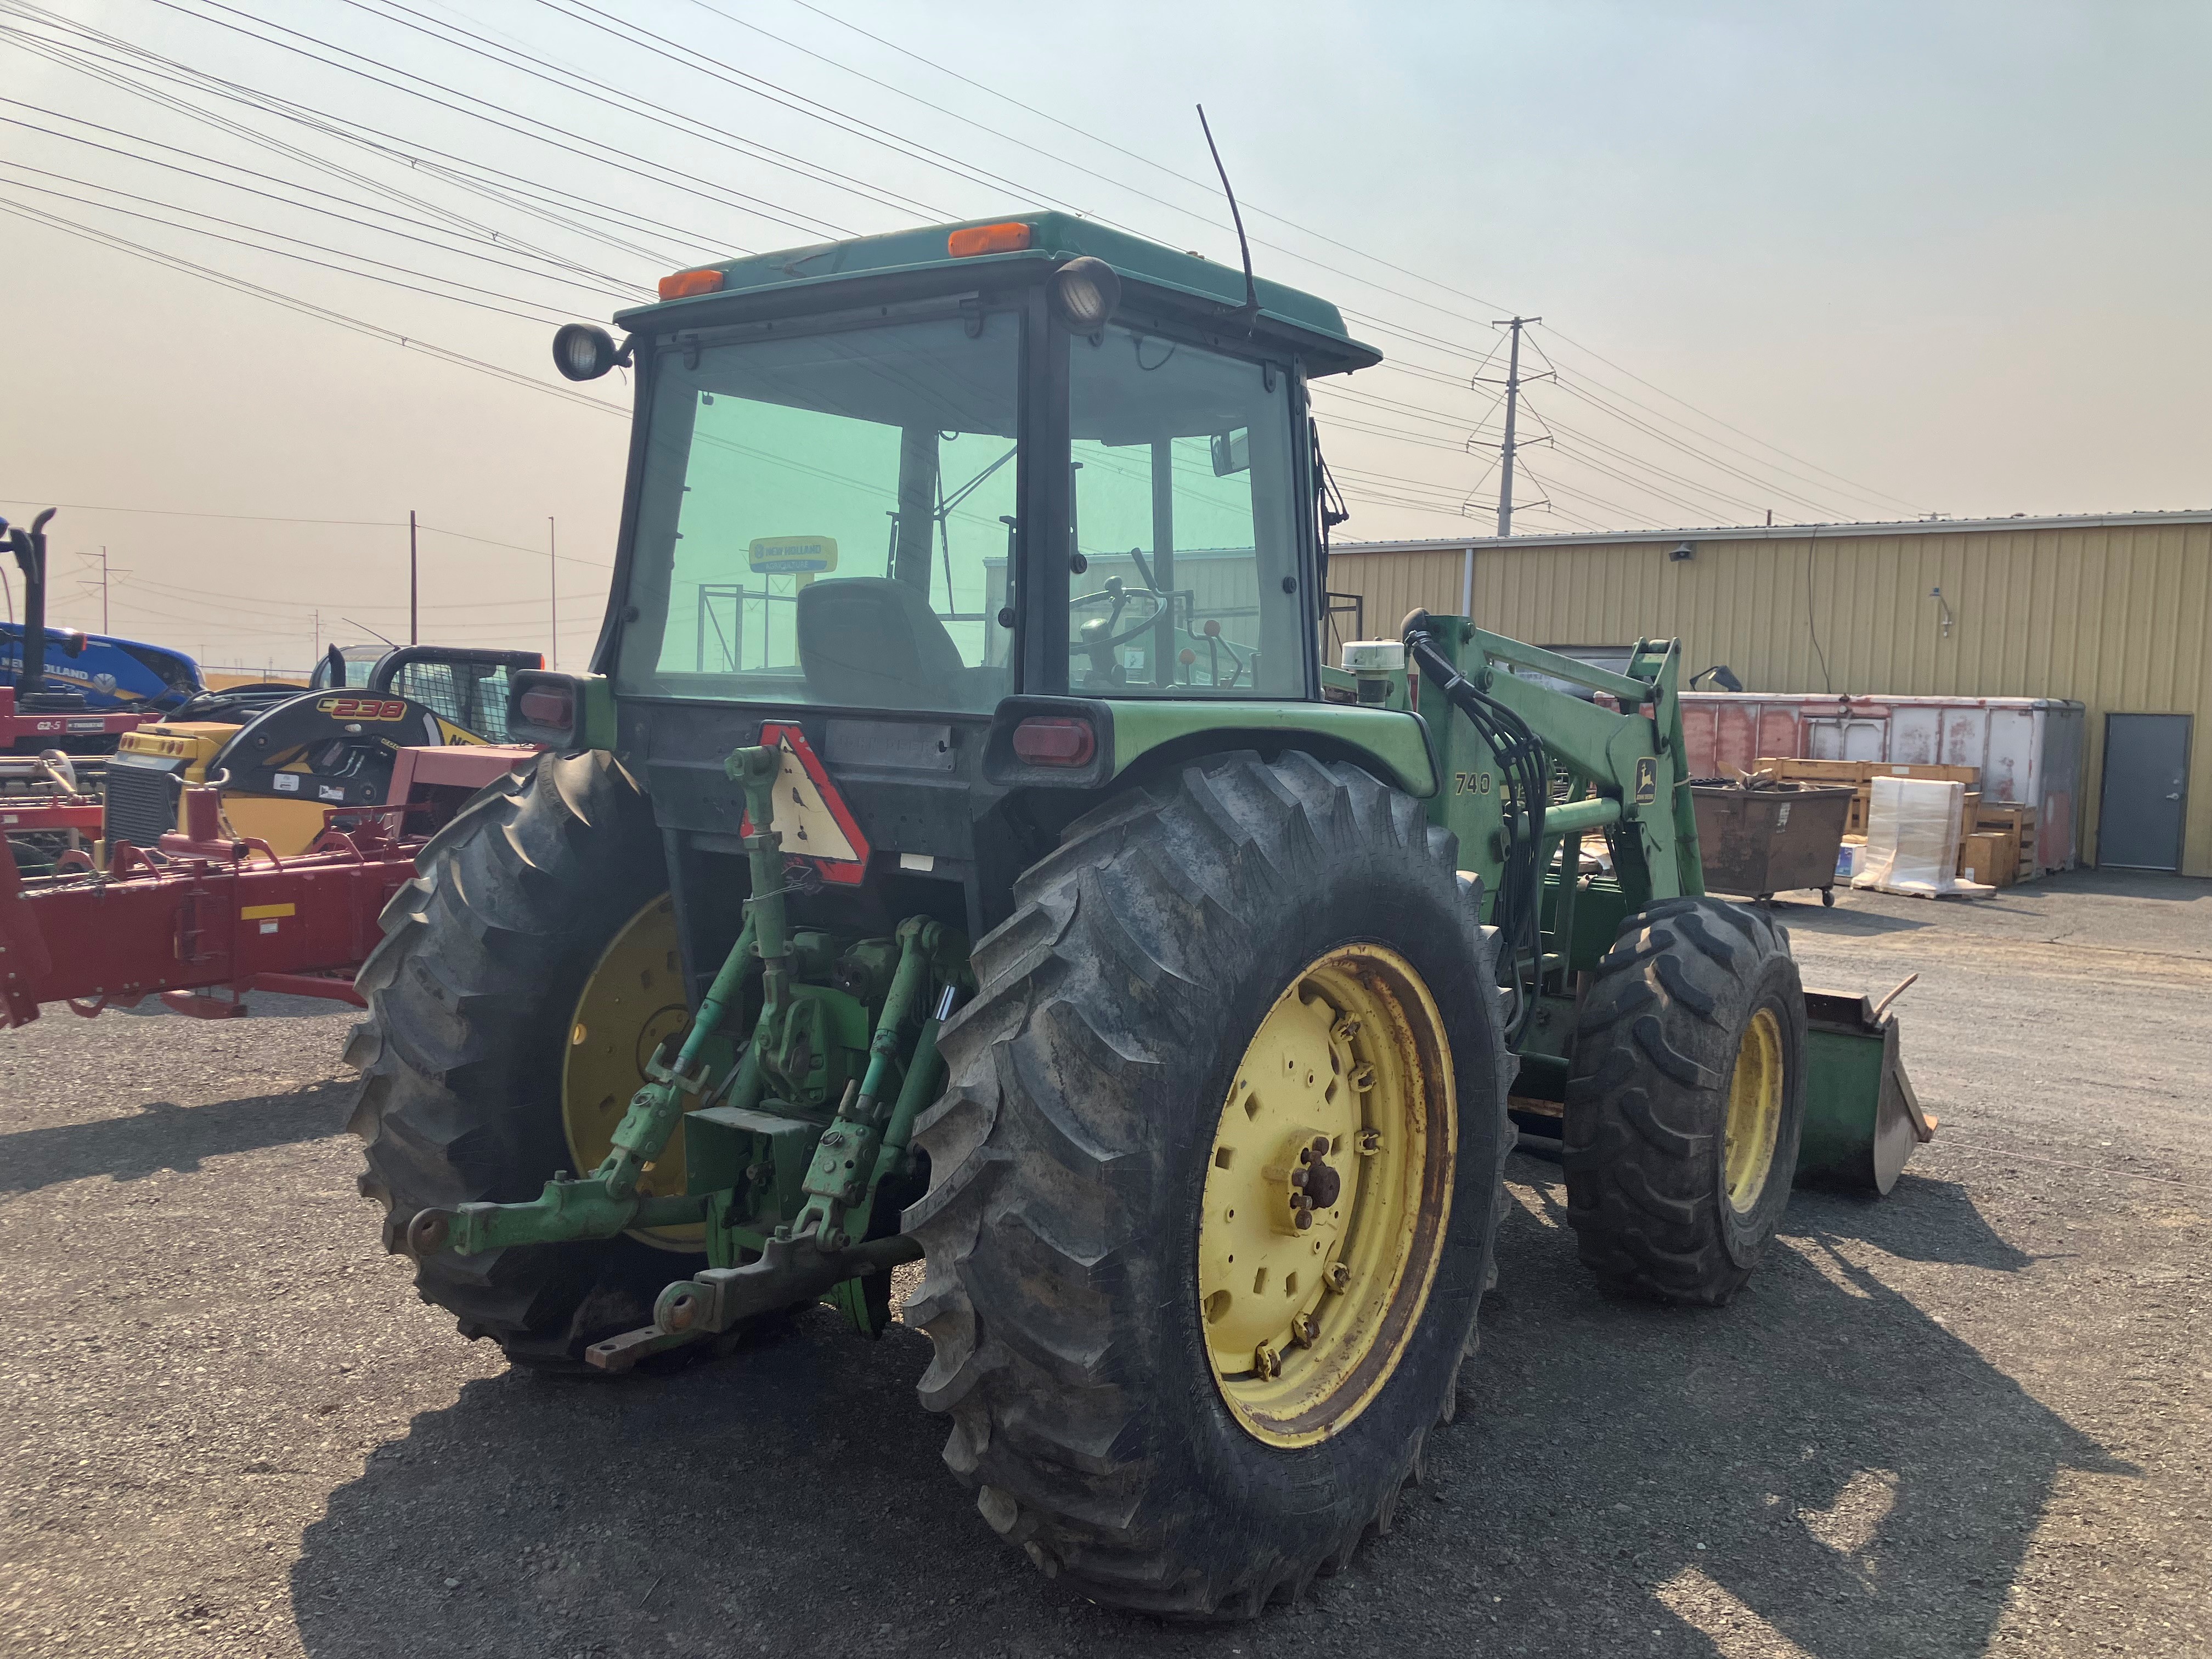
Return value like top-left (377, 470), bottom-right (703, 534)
top-left (548, 516), bottom-right (558, 670)
top-left (100, 546), bottom-right (109, 633)
top-left (408, 509), bottom-right (419, 645)
top-left (312, 608), bottom-right (320, 669)
top-left (1488, 316), bottom-right (1542, 537)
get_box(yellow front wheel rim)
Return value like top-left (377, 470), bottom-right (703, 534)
top-left (561, 894), bottom-right (701, 1251)
top-left (1722, 1006), bottom-right (1785, 1212)
top-left (1198, 943), bottom-right (1457, 1448)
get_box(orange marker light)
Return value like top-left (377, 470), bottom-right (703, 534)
top-left (947, 222), bottom-right (1032, 258)
top-left (658, 268), bottom-right (725, 300)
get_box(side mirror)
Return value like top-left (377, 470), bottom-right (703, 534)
top-left (1209, 429), bottom-right (1250, 476)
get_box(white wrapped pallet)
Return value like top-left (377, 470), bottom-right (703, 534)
top-left (1853, 777), bottom-right (1995, 898)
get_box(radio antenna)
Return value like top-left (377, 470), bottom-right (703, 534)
top-left (1196, 105), bottom-right (1260, 328)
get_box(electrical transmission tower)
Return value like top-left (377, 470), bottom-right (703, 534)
top-left (1482, 316), bottom-right (1554, 535)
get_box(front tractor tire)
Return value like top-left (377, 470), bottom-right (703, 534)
top-left (907, 752), bottom-right (1514, 1617)
top-left (346, 751), bottom-right (701, 1366)
top-left (1562, 896), bottom-right (1808, 1305)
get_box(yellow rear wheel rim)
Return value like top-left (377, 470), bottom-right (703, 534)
top-left (1722, 1006), bottom-right (1785, 1212)
top-left (561, 894), bottom-right (701, 1251)
top-left (1198, 943), bottom-right (1456, 1448)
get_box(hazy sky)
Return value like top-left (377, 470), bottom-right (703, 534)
top-left (2, 1), bottom-right (2206, 672)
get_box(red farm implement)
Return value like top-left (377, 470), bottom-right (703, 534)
top-left (0, 684), bottom-right (156, 755)
top-left (0, 745), bottom-right (534, 1025)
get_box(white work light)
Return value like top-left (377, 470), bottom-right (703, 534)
top-left (551, 323), bottom-right (619, 382)
top-left (1051, 257), bottom-right (1121, 332)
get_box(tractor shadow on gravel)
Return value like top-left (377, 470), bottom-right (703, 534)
top-left (290, 1159), bottom-right (2130, 1659)
top-left (0, 1079), bottom-right (352, 1198)
top-left (290, 1312), bottom-right (1070, 1659)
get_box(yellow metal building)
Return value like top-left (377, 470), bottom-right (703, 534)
top-left (1324, 510), bottom-right (2212, 877)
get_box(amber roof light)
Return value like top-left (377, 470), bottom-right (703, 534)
top-left (658, 268), bottom-right (724, 300)
top-left (948, 222), bottom-right (1032, 258)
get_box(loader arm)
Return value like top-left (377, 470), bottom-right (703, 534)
top-left (1350, 613), bottom-right (1706, 967)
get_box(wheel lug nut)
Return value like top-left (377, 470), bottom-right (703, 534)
top-left (1357, 1129), bottom-right (1383, 1156)
top-left (1290, 1313), bottom-right (1317, 1347)
top-left (1254, 1342), bottom-right (1282, 1379)
top-left (1295, 1209), bottom-right (1313, 1231)
top-left (1289, 1168), bottom-right (1307, 1189)
top-left (1324, 1262), bottom-right (1351, 1293)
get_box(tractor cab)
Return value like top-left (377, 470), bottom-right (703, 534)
top-left (520, 214), bottom-right (1389, 941)
top-left (586, 215), bottom-right (1375, 712)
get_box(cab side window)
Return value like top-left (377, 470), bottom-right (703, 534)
top-left (1064, 329), bottom-right (1305, 697)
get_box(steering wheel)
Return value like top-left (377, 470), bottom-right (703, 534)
top-left (1070, 577), bottom-right (1166, 684)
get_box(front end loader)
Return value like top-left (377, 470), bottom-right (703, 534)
top-left (350, 215), bottom-right (1922, 1617)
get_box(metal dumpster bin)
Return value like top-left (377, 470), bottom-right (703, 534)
top-left (1691, 782), bottom-right (1855, 906)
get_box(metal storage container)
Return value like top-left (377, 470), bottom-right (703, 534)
top-left (1680, 693), bottom-right (2085, 873)
top-left (1690, 783), bottom-right (1857, 905)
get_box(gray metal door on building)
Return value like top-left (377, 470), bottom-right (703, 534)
top-left (2097, 714), bottom-right (2191, 870)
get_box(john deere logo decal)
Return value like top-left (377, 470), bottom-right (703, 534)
top-left (1634, 757), bottom-right (1658, 806)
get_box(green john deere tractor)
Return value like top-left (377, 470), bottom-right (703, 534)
top-left (349, 213), bottom-right (1905, 1616)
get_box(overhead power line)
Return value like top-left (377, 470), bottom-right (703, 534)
top-left (0, 169), bottom-right (582, 325)
top-left (0, 0), bottom-right (1916, 538)
top-left (0, 196), bottom-right (625, 416)
top-left (1537, 324), bottom-right (1926, 515)
top-left (0, 9), bottom-right (695, 276)
top-left (8, 1), bottom-right (853, 256)
top-left (774, 0), bottom-right (1520, 321)
top-left (0, 117), bottom-right (642, 301)
top-left (138, 0), bottom-right (891, 236)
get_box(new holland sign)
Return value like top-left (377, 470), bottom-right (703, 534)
top-left (748, 536), bottom-right (838, 575)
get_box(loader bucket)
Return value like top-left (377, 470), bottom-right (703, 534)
top-left (1793, 984), bottom-right (1935, 1195)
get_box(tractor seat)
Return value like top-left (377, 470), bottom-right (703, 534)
top-left (795, 578), bottom-right (967, 708)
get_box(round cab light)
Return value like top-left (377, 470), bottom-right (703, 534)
top-left (1051, 256), bottom-right (1121, 332)
top-left (1011, 716), bottom-right (1096, 768)
top-left (551, 323), bottom-right (618, 382)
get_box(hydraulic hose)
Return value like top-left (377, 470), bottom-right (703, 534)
top-left (1403, 614), bottom-right (1550, 1043)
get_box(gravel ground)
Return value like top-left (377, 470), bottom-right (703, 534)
top-left (2, 869), bottom-right (2206, 1657)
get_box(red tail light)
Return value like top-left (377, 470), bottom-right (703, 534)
top-left (518, 686), bottom-right (573, 727)
top-left (1011, 716), bottom-right (1095, 767)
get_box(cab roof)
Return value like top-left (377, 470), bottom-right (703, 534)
top-left (613, 211), bottom-right (1381, 377)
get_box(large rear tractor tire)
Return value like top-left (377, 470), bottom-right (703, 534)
top-left (907, 752), bottom-right (1514, 1617)
top-left (346, 751), bottom-right (703, 1366)
top-left (1561, 896), bottom-right (1807, 1305)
